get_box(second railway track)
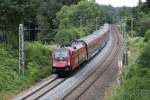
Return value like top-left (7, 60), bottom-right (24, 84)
top-left (60, 25), bottom-right (121, 100)
top-left (13, 25), bottom-right (121, 100)
top-left (23, 78), bottom-right (66, 100)
top-left (13, 74), bottom-right (66, 100)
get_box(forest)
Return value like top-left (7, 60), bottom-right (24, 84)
top-left (0, 0), bottom-right (149, 99)
top-left (0, 0), bottom-right (116, 47)
top-left (108, 0), bottom-right (150, 100)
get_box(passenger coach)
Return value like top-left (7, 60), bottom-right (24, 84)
top-left (52, 24), bottom-right (110, 74)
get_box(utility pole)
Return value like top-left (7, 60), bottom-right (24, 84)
top-left (131, 18), bottom-right (134, 32)
top-left (79, 16), bottom-right (82, 32)
top-left (19, 24), bottom-right (25, 75)
top-left (122, 23), bottom-right (128, 65)
top-left (96, 17), bottom-right (98, 30)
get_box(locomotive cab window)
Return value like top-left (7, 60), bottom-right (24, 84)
top-left (54, 49), bottom-right (68, 61)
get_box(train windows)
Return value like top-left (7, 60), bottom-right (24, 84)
top-left (54, 50), bottom-right (68, 61)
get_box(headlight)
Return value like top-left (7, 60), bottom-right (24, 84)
top-left (68, 61), bottom-right (70, 66)
top-left (53, 64), bottom-right (55, 67)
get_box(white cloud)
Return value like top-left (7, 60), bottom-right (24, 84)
top-left (96, 0), bottom-right (146, 7)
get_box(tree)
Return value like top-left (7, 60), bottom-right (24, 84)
top-left (55, 1), bottom-right (104, 44)
top-left (55, 17), bottom-right (81, 45)
top-left (0, 0), bottom-right (41, 47)
top-left (144, 29), bottom-right (150, 42)
top-left (36, 0), bottom-right (83, 42)
top-left (136, 43), bottom-right (150, 77)
top-left (0, 0), bottom-right (83, 47)
top-left (57, 0), bottom-right (83, 5)
top-left (136, 14), bottom-right (150, 36)
top-left (141, 0), bottom-right (150, 13)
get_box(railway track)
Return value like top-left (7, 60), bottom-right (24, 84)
top-left (12, 74), bottom-right (66, 100)
top-left (61, 25), bottom-right (121, 100)
top-left (23, 78), bottom-right (66, 100)
top-left (13, 25), bottom-right (121, 100)
top-left (37, 25), bottom-right (121, 100)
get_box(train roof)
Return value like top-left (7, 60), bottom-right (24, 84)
top-left (79, 23), bottom-right (109, 44)
top-left (53, 24), bottom-right (109, 52)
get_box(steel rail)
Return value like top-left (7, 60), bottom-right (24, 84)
top-left (24, 78), bottom-right (66, 100)
top-left (61, 25), bottom-right (121, 100)
top-left (15, 74), bottom-right (58, 100)
top-left (74, 25), bottom-right (121, 100)
top-left (15, 25), bottom-right (120, 100)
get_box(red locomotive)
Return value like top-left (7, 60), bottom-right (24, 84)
top-left (52, 24), bottom-right (110, 74)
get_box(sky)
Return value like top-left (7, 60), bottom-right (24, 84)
top-left (96, 0), bottom-right (146, 7)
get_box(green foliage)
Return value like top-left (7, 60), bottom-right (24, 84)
top-left (116, 6), bottom-right (133, 17)
top-left (111, 76), bottom-right (150, 100)
top-left (140, 0), bottom-right (150, 13)
top-left (109, 37), bottom-right (150, 100)
top-left (58, 0), bottom-right (84, 5)
top-left (55, 27), bottom-right (81, 45)
top-left (36, 0), bottom-right (62, 41)
top-left (0, 42), bottom-right (52, 99)
top-left (136, 14), bottom-right (150, 36)
top-left (55, 1), bottom-right (104, 44)
top-left (35, 0), bottom-right (83, 41)
top-left (0, 0), bottom-right (36, 28)
top-left (125, 37), bottom-right (144, 78)
top-left (144, 29), bottom-right (150, 42)
top-left (137, 43), bottom-right (150, 69)
top-left (24, 42), bottom-right (52, 79)
top-left (0, 48), bottom-right (19, 95)
top-left (25, 42), bottom-right (51, 65)
top-left (0, 0), bottom-right (82, 47)
top-left (103, 5), bottom-right (118, 23)
top-left (36, 15), bottom-right (52, 41)
top-left (109, 2), bottom-right (150, 97)
top-left (127, 31), bottom-right (137, 37)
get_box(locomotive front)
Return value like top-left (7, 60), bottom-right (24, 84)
top-left (52, 48), bottom-right (71, 73)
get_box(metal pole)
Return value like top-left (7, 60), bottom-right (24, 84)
top-left (122, 23), bottom-right (125, 65)
top-left (79, 17), bottom-right (82, 32)
top-left (123, 23), bottom-right (128, 65)
top-left (19, 24), bottom-right (25, 75)
top-left (19, 24), bottom-right (21, 74)
top-left (131, 18), bottom-right (133, 35)
top-left (96, 17), bottom-right (98, 30)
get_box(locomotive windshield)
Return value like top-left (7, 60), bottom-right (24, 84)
top-left (54, 49), bottom-right (68, 61)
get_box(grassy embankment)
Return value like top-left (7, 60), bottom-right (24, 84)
top-left (106, 35), bottom-right (150, 100)
top-left (0, 42), bottom-right (56, 99)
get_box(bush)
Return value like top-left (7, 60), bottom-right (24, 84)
top-left (136, 15), bottom-right (150, 36)
top-left (137, 44), bottom-right (150, 69)
top-left (144, 29), bottom-right (150, 42)
top-left (0, 48), bottom-right (18, 92)
top-left (25, 42), bottom-right (51, 66)
top-left (111, 76), bottom-right (150, 100)
top-left (136, 43), bottom-right (150, 77)
top-left (24, 42), bottom-right (52, 79)
top-left (109, 37), bottom-right (150, 100)
top-left (0, 42), bottom-right (52, 98)
top-left (128, 31), bottom-right (137, 37)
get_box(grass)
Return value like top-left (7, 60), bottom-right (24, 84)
top-left (0, 42), bottom-right (55, 100)
top-left (106, 36), bottom-right (150, 100)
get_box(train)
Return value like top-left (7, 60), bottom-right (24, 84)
top-left (52, 24), bottom-right (110, 74)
